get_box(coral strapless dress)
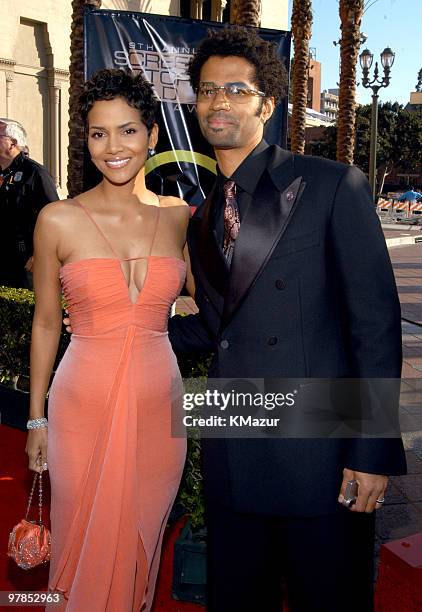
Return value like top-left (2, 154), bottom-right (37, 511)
top-left (46, 202), bottom-right (187, 611)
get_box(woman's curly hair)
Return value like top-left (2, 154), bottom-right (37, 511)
top-left (79, 68), bottom-right (158, 133)
top-left (188, 26), bottom-right (288, 105)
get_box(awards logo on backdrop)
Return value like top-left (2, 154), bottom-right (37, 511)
top-left (84, 7), bottom-right (291, 204)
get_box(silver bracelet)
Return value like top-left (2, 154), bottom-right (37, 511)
top-left (27, 417), bottom-right (48, 429)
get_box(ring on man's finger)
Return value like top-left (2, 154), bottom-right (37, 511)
top-left (376, 498), bottom-right (385, 504)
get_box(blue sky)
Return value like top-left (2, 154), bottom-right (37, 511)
top-left (287, 0), bottom-right (422, 106)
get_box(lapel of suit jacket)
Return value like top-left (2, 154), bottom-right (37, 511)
top-left (189, 185), bottom-right (226, 314)
top-left (222, 149), bottom-right (306, 328)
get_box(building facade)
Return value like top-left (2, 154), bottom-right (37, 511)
top-left (0, 1), bottom-right (288, 197)
top-left (307, 56), bottom-right (321, 113)
top-left (1, 3), bottom-right (73, 196)
top-left (320, 88), bottom-right (339, 120)
top-left (405, 91), bottom-right (422, 116)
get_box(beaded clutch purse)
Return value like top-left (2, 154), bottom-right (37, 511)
top-left (7, 471), bottom-right (51, 569)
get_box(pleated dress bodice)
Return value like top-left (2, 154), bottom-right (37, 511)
top-left (60, 255), bottom-right (186, 337)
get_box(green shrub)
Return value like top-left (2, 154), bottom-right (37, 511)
top-left (179, 436), bottom-right (205, 531)
top-left (0, 286), bottom-right (69, 383)
top-left (175, 337), bottom-right (213, 531)
top-left (0, 286), bottom-right (35, 381)
top-left (176, 373), bottom-right (210, 531)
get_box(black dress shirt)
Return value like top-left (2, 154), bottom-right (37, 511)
top-left (213, 139), bottom-right (272, 246)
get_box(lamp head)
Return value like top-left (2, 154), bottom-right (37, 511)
top-left (359, 48), bottom-right (373, 70)
top-left (381, 47), bottom-right (395, 69)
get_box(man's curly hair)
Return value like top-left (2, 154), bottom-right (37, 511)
top-left (188, 26), bottom-right (288, 105)
top-left (79, 68), bottom-right (158, 133)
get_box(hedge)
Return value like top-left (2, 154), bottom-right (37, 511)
top-left (0, 286), bottom-right (69, 383)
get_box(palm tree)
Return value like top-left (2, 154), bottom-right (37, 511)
top-left (290, 0), bottom-right (313, 154)
top-left (416, 67), bottom-right (422, 93)
top-left (67, 0), bottom-right (102, 198)
top-left (336, 0), bottom-right (364, 164)
top-left (231, 0), bottom-right (261, 27)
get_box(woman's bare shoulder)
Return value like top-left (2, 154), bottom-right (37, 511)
top-left (159, 196), bottom-right (190, 221)
top-left (159, 197), bottom-right (190, 232)
top-left (38, 198), bottom-right (79, 217)
top-left (158, 195), bottom-right (190, 210)
top-left (37, 198), bottom-right (89, 229)
top-left (35, 201), bottom-right (86, 253)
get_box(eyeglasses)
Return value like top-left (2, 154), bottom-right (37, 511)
top-left (197, 82), bottom-right (266, 104)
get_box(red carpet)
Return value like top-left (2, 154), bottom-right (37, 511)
top-left (0, 424), bottom-right (202, 611)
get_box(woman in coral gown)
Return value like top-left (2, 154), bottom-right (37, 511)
top-left (25, 69), bottom-right (190, 611)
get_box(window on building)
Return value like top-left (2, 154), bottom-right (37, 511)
top-left (203, 0), bottom-right (212, 20)
top-left (180, 0), bottom-right (191, 18)
top-left (222, 0), bottom-right (231, 22)
top-left (179, 0), bottom-right (217, 20)
top-left (307, 76), bottom-right (314, 107)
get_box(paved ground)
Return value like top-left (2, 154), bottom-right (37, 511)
top-left (380, 237), bottom-right (422, 566)
top-left (175, 222), bottom-right (422, 572)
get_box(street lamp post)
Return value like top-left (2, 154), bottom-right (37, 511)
top-left (359, 47), bottom-right (395, 202)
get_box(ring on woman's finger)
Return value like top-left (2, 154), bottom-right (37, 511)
top-left (376, 497), bottom-right (385, 504)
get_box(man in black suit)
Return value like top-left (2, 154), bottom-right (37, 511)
top-left (0, 118), bottom-right (58, 288)
top-left (169, 26), bottom-right (406, 612)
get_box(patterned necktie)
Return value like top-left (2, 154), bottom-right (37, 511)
top-left (223, 180), bottom-right (240, 265)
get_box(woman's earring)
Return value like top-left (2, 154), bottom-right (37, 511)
top-left (148, 148), bottom-right (156, 158)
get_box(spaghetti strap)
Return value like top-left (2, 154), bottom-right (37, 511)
top-left (73, 198), bottom-right (120, 259)
top-left (148, 205), bottom-right (160, 257)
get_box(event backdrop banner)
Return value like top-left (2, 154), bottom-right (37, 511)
top-left (84, 8), bottom-right (291, 204)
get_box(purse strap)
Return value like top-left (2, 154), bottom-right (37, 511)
top-left (25, 471), bottom-right (43, 525)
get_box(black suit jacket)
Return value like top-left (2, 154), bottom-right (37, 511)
top-left (169, 145), bottom-right (406, 517)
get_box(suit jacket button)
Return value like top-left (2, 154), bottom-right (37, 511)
top-left (268, 337), bottom-right (278, 346)
top-left (275, 279), bottom-right (285, 290)
top-left (220, 340), bottom-right (229, 349)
